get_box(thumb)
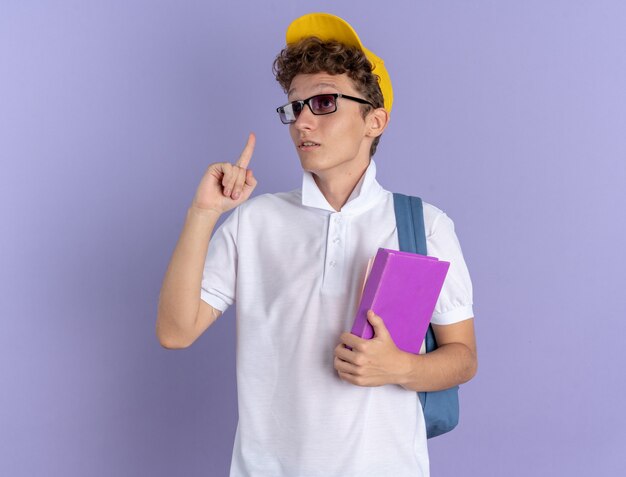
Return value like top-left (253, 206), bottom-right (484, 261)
top-left (243, 168), bottom-right (257, 190)
top-left (367, 310), bottom-right (389, 338)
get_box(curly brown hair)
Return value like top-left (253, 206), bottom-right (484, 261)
top-left (272, 37), bottom-right (384, 157)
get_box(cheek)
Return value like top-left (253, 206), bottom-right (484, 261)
top-left (335, 117), bottom-right (367, 150)
top-left (330, 113), bottom-right (363, 138)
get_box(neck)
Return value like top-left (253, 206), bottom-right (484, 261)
top-left (313, 159), bottom-right (370, 211)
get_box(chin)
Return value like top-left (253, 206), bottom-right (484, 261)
top-left (297, 154), bottom-right (332, 174)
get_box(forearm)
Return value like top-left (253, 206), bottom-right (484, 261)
top-left (156, 206), bottom-right (220, 347)
top-left (398, 343), bottom-right (477, 392)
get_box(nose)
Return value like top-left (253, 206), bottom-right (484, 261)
top-left (293, 103), bottom-right (317, 131)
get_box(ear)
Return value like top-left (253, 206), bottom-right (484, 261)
top-left (366, 108), bottom-right (390, 138)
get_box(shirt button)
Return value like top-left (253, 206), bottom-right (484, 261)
top-left (335, 217), bottom-right (342, 224)
top-left (333, 237), bottom-right (341, 245)
top-left (329, 260), bottom-right (337, 268)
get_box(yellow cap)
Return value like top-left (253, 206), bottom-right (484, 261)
top-left (285, 12), bottom-right (393, 113)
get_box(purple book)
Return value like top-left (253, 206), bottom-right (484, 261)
top-left (350, 248), bottom-right (450, 354)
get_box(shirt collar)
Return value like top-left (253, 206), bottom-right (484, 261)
top-left (301, 159), bottom-right (385, 215)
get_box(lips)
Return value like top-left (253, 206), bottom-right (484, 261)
top-left (299, 140), bottom-right (320, 149)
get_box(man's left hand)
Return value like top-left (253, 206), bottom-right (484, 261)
top-left (334, 310), bottom-right (410, 387)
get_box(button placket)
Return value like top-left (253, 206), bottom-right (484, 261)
top-left (322, 213), bottom-right (348, 294)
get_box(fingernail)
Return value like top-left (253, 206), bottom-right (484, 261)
top-left (233, 192), bottom-right (240, 200)
top-left (224, 189), bottom-right (231, 196)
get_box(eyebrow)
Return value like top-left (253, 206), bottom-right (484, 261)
top-left (288, 82), bottom-right (338, 99)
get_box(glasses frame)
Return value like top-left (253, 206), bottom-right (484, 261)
top-left (276, 93), bottom-right (375, 124)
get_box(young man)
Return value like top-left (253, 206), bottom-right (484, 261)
top-left (157, 12), bottom-right (476, 477)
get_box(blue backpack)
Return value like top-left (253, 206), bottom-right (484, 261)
top-left (393, 193), bottom-right (460, 439)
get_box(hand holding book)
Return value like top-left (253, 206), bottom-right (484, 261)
top-left (350, 248), bottom-right (450, 355)
top-left (335, 309), bottom-right (414, 387)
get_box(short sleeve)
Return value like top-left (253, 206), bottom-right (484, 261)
top-left (426, 211), bottom-right (474, 325)
top-left (200, 208), bottom-right (239, 313)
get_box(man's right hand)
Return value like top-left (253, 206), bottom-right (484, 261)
top-left (191, 133), bottom-right (258, 214)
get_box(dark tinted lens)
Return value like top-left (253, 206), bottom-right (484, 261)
top-left (291, 101), bottom-right (303, 116)
top-left (278, 106), bottom-right (292, 124)
top-left (310, 94), bottom-right (336, 114)
top-left (279, 102), bottom-right (300, 124)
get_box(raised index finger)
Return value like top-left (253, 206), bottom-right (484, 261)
top-left (235, 132), bottom-right (256, 169)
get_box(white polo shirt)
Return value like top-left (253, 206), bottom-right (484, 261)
top-left (201, 159), bottom-right (473, 477)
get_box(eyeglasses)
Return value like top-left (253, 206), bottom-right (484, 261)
top-left (276, 93), bottom-right (375, 124)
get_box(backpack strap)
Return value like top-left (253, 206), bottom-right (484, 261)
top-left (393, 193), bottom-right (427, 255)
top-left (393, 192), bottom-right (459, 439)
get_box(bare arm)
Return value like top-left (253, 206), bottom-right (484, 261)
top-left (156, 207), bottom-right (222, 349)
top-left (399, 318), bottom-right (477, 392)
top-left (156, 134), bottom-right (258, 349)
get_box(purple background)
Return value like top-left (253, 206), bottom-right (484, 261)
top-left (2, 1), bottom-right (625, 476)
